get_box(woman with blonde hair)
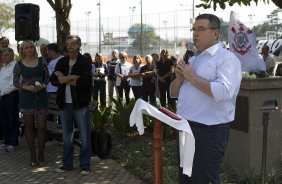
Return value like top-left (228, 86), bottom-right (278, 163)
top-left (128, 54), bottom-right (142, 100)
top-left (13, 40), bottom-right (49, 167)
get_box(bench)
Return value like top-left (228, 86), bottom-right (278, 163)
top-left (19, 94), bottom-right (98, 146)
top-left (47, 93), bottom-right (97, 145)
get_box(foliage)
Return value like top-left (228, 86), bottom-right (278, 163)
top-left (128, 23), bottom-right (161, 50)
top-left (0, 0), bottom-right (18, 36)
top-left (253, 8), bottom-right (282, 38)
top-left (92, 106), bottom-right (111, 129)
top-left (112, 132), bottom-right (282, 183)
top-left (267, 167), bottom-right (282, 184)
top-left (103, 32), bottom-right (115, 45)
top-left (111, 98), bottom-right (136, 138)
top-left (197, 0), bottom-right (282, 10)
top-left (219, 19), bottom-right (229, 42)
top-left (111, 132), bottom-right (178, 183)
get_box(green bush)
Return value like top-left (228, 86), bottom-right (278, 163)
top-left (92, 106), bottom-right (111, 129)
top-left (111, 98), bottom-right (136, 138)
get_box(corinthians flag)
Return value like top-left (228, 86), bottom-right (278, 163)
top-left (228, 11), bottom-right (266, 72)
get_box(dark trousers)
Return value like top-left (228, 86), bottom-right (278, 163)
top-left (158, 80), bottom-right (174, 107)
top-left (179, 121), bottom-right (230, 184)
top-left (131, 86), bottom-right (141, 100)
top-left (93, 80), bottom-right (106, 107)
top-left (0, 91), bottom-right (20, 146)
top-left (141, 83), bottom-right (156, 105)
top-left (117, 82), bottom-right (130, 105)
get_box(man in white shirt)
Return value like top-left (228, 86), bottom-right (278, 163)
top-left (0, 47), bottom-right (19, 152)
top-left (261, 45), bottom-right (276, 75)
top-left (171, 14), bottom-right (242, 184)
top-left (47, 43), bottom-right (63, 94)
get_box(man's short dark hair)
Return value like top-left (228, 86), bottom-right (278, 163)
top-left (151, 53), bottom-right (159, 58)
top-left (47, 43), bottom-right (60, 53)
top-left (196, 13), bottom-right (221, 30)
top-left (263, 45), bottom-right (269, 50)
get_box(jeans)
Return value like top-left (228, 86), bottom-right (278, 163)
top-left (0, 91), bottom-right (19, 146)
top-left (179, 122), bottom-right (230, 184)
top-left (60, 103), bottom-right (91, 170)
top-left (93, 80), bottom-right (106, 107)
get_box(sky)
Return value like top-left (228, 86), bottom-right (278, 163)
top-left (18, 0), bottom-right (277, 24)
top-left (5, 0), bottom-right (279, 44)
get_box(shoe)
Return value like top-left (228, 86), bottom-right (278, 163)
top-left (31, 162), bottom-right (38, 167)
top-left (38, 161), bottom-right (46, 167)
top-left (55, 167), bottom-right (71, 173)
top-left (5, 145), bottom-right (15, 152)
top-left (80, 169), bottom-right (90, 175)
top-left (0, 144), bottom-right (7, 150)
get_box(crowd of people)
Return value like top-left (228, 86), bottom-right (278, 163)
top-left (0, 34), bottom-right (186, 176)
top-left (0, 12), bottom-right (280, 182)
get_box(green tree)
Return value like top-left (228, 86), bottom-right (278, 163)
top-left (128, 23), bottom-right (160, 51)
top-left (103, 32), bottom-right (115, 45)
top-left (219, 19), bottom-right (229, 41)
top-left (0, 0), bottom-right (17, 36)
top-left (197, 0), bottom-right (282, 10)
top-left (266, 8), bottom-right (282, 25)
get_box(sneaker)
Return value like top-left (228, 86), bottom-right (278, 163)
top-left (0, 144), bottom-right (7, 150)
top-left (6, 145), bottom-right (15, 152)
top-left (55, 167), bottom-right (71, 173)
top-left (80, 169), bottom-right (90, 175)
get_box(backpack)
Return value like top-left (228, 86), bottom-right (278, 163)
top-left (91, 128), bottom-right (112, 159)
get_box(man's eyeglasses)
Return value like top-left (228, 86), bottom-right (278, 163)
top-left (190, 27), bottom-right (215, 33)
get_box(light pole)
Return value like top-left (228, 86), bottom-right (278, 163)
top-left (140, 0), bottom-right (143, 56)
top-left (85, 11), bottom-right (91, 50)
top-left (97, 1), bottom-right (101, 53)
top-left (52, 16), bottom-right (56, 42)
top-left (179, 0), bottom-right (194, 19)
top-left (180, 1), bottom-right (195, 40)
top-left (163, 20), bottom-right (168, 42)
top-left (129, 6), bottom-right (136, 27)
top-left (248, 14), bottom-right (255, 29)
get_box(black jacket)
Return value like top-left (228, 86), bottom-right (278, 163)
top-left (50, 53), bottom-right (92, 109)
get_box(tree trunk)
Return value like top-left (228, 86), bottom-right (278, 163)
top-left (47, 0), bottom-right (72, 53)
top-left (272, 0), bottom-right (282, 9)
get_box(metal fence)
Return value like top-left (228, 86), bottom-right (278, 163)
top-left (10, 9), bottom-right (262, 57)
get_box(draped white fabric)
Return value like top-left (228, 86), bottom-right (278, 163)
top-left (129, 99), bottom-right (195, 176)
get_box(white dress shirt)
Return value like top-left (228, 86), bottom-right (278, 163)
top-left (0, 60), bottom-right (17, 96)
top-left (47, 55), bottom-right (63, 93)
top-left (176, 43), bottom-right (242, 125)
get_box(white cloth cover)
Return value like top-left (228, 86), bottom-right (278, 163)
top-left (129, 99), bottom-right (195, 176)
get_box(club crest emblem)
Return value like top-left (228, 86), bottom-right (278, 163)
top-left (231, 23), bottom-right (253, 55)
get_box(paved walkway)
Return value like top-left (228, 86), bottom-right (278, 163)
top-left (0, 139), bottom-right (144, 184)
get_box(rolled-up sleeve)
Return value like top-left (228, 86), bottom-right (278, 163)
top-left (211, 53), bottom-right (242, 103)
